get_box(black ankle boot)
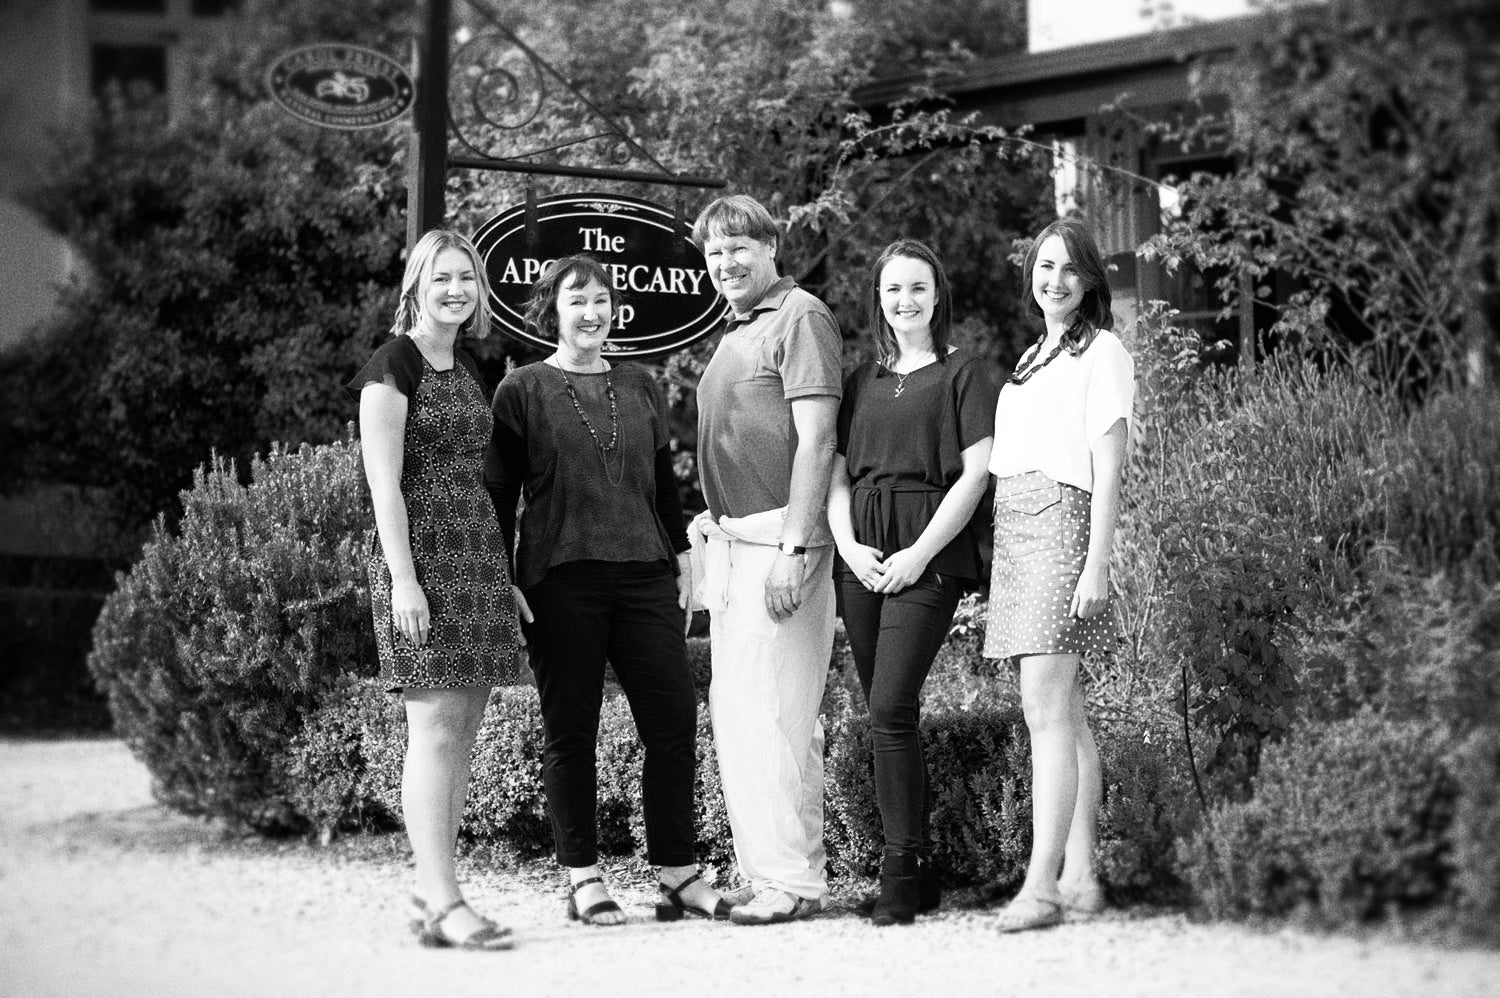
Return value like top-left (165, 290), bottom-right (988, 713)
top-left (871, 853), bottom-right (920, 927)
top-left (916, 855), bottom-right (942, 914)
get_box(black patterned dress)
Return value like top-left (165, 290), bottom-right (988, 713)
top-left (349, 336), bottom-right (522, 689)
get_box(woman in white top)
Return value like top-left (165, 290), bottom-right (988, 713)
top-left (983, 217), bottom-right (1135, 932)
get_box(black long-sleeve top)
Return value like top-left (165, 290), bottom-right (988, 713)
top-left (483, 360), bottom-right (688, 590)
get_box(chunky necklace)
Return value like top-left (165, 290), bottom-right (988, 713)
top-left (558, 365), bottom-right (619, 453)
top-left (1008, 337), bottom-right (1066, 385)
top-left (1011, 317), bottom-right (1095, 386)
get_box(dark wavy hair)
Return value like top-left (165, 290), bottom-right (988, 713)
top-left (1019, 216), bottom-right (1113, 355)
top-left (867, 239), bottom-right (954, 364)
top-left (522, 254), bottom-right (619, 340)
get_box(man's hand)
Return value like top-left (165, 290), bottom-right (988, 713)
top-left (764, 550), bottom-right (809, 621)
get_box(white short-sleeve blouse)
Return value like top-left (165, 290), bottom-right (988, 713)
top-left (988, 329), bottom-right (1135, 494)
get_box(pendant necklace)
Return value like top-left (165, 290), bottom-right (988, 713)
top-left (558, 362), bottom-right (624, 487)
top-left (888, 349), bottom-right (935, 398)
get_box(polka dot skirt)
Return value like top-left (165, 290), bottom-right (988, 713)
top-left (982, 471), bottom-right (1115, 661)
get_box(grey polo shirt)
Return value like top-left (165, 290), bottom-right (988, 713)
top-left (697, 276), bottom-right (842, 537)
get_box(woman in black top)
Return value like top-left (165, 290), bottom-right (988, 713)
top-left (828, 239), bottom-right (999, 926)
top-left (485, 255), bottom-right (730, 926)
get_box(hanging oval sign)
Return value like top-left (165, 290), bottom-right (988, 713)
top-left (472, 192), bottom-right (727, 359)
top-left (265, 44), bottom-right (413, 130)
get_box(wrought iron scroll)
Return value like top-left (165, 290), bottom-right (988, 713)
top-left (449, 0), bottom-right (723, 189)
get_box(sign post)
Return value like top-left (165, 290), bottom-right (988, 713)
top-left (407, 0), bottom-right (452, 246)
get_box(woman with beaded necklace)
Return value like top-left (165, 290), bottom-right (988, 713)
top-left (982, 217), bottom-right (1135, 933)
top-left (484, 255), bottom-right (730, 927)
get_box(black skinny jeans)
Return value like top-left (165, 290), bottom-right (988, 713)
top-left (524, 560), bottom-right (697, 868)
top-left (838, 569), bottom-right (962, 857)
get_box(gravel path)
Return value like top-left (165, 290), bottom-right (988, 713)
top-left (2, 737), bottom-right (1496, 998)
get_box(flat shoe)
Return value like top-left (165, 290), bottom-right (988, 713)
top-left (411, 895), bottom-right (513, 938)
top-left (1061, 882), bottom-right (1105, 917)
top-left (719, 884), bottom-right (757, 907)
top-left (413, 898), bottom-right (514, 950)
top-left (729, 888), bottom-right (822, 926)
top-left (992, 893), bottom-right (1063, 934)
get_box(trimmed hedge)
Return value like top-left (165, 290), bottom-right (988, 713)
top-left (281, 662), bottom-right (1195, 902)
top-left (1177, 712), bottom-right (1459, 924)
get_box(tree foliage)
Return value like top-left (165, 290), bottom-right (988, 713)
top-left (2, 0), bottom-right (1049, 531)
top-left (0, 0), bottom-right (415, 531)
top-left (1141, 0), bottom-right (1500, 390)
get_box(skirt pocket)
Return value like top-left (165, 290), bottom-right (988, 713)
top-left (994, 471), bottom-right (1063, 516)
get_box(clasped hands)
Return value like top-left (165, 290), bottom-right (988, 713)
top-left (840, 543), bottom-right (928, 595)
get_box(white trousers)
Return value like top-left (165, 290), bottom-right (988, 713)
top-left (693, 511), bottom-right (832, 900)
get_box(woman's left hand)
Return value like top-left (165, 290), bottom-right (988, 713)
top-left (1070, 564), bottom-right (1110, 619)
top-left (872, 547), bottom-right (929, 594)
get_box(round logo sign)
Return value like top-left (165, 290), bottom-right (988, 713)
top-left (472, 193), bottom-right (728, 360)
top-left (266, 44), bottom-right (413, 130)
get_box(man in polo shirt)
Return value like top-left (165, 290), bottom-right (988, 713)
top-left (690, 194), bottom-right (841, 925)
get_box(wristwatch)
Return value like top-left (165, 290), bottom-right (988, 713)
top-left (777, 542), bottom-right (808, 557)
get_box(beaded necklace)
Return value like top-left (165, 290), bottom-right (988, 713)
top-left (557, 363), bottom-right (624, 486)
top-left (1008, 320), bottom-right (1088, 386)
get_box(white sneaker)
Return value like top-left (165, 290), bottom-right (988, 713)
top-left (728, 888), bottom-right (822, 926)
top-left (720, 883), bottom-right (758, 907)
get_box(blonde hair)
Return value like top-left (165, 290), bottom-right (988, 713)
top-left (391, 229), bottom-right (493, 339)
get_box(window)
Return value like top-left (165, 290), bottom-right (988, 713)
top-left (91, 43), bottom-right (168, 96)
top-left (88, 0), bottom-right (167, 12)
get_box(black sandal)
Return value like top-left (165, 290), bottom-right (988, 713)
top-left (567, 876), bottom-right (626, 926)
top-left (412, 898), bottom-right (514, 951)
top-left (655, 871), bottom-right (733, 921)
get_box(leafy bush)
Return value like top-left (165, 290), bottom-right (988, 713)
top-left (1451, 727), bottom-right (1500, 941)
top-left (1297, 557), bottom-right (1500, 731)
top-left (1382, 389), bottom-right (1500, 584)
top-left (89, 437), bottom-right (376, 831)
top-left (1119, 308), bottom-right (1398, 793)
top-left (1178, 712), bottom-right (1459, 924)
top-left (824, 694), bottom-right (1195, 900)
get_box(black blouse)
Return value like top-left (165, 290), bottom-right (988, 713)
top-left (345, 334), bottom-right (486, 403)
top-left (836, 350), bottom-right (1000, 584)
top-left (484, 361), bottom-right (688, 590)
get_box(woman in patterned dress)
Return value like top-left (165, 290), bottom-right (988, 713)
top-left (350, 229), bottom-right (521, 951)
top-left (827, 239), bottom-right (998, 926)
top-left (982, 217), bottom-right (1135, 932)
top-left (485, 255), bottom-right (730, 927)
